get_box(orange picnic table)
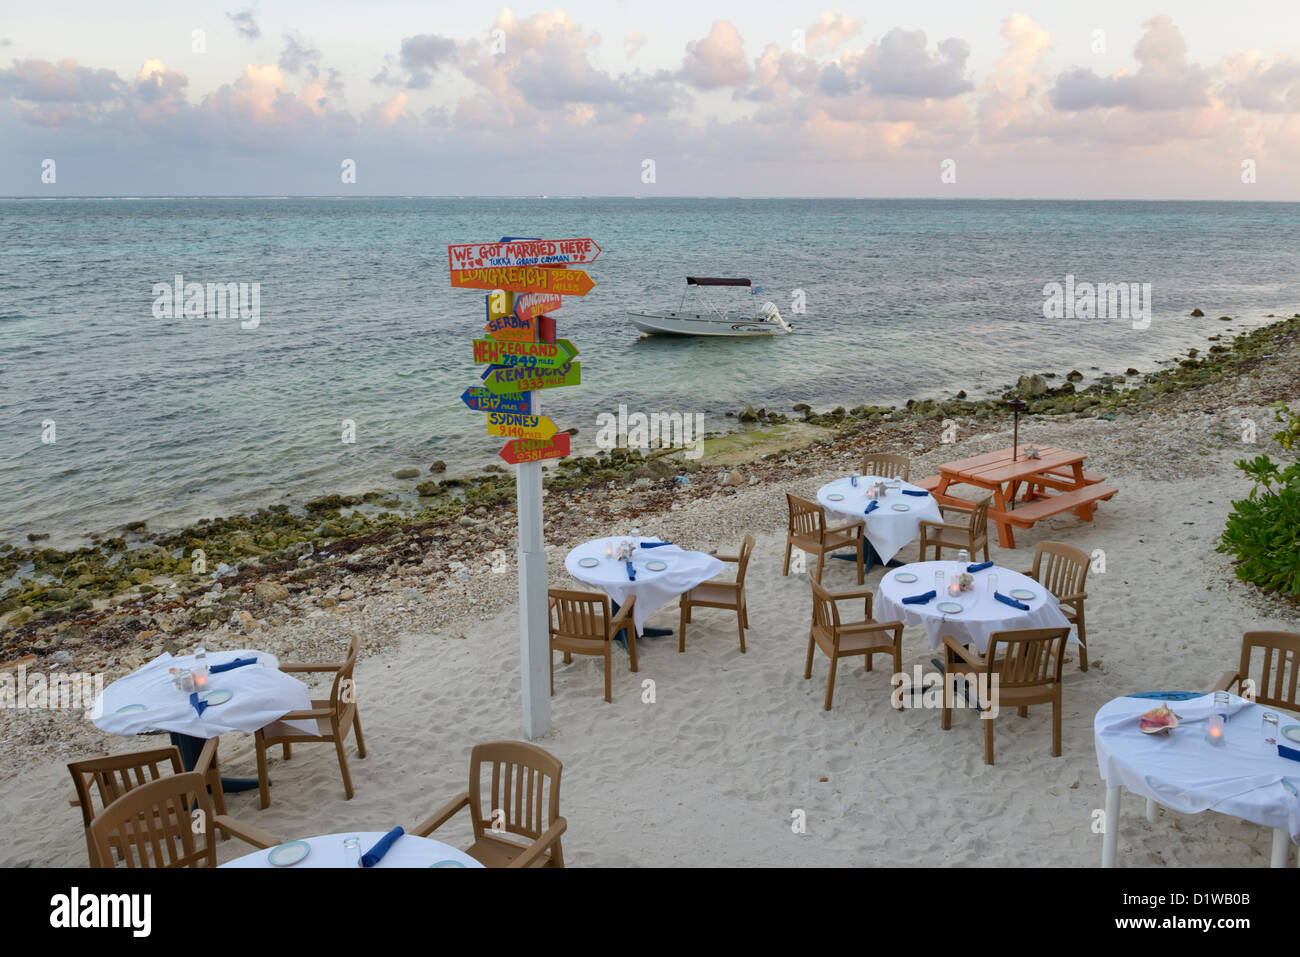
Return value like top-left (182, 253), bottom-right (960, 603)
top-left (927, 446), bottom-right (1118, 549)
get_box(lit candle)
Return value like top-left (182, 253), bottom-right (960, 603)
top-left (1206, 714), bottom-right (1225, 745)
top-left (192, 666), bottom-right (208, 690)
top-left (949, 583), bottom-right (960, 596)
top-left (605, 543), bottom-right (613, 559)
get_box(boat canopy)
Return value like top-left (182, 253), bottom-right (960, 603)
top-left (686, 277), bottom-right (751, 287)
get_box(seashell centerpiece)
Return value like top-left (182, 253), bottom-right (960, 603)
top-left (1139, 703), bottom-right (1181, 735)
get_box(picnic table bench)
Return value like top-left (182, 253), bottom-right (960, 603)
top-left (919, 446), bottom-right (1117, 549)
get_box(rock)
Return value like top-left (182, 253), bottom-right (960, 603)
top-left (1190, 308), bottom-right (1205, 317)
top-left (1016, 374), bottom-right (1049, 397)
top-left (124, 520), bottom-right (148, 533)
top-left (1219, 316), bottom-right (1233, 321)
top-left (1125, 367), bottom-right (1140, 376)
top-left (339, 587), bottom-right (355, 601)
top-left (1066, 370), bottom-right (1083, 382)
top-left (320, 595), bottom-right (338, 609)
top-left (8, 607), bottom-right (33, 626)
top-left (429, 460), bottom-right (447, 473)
top-left (393, 468), bottom-right (421, 479)
top-left (27, 533), bottom-right (49, 542)
top-left (738, 405), bottom-right (759, 423)
top-left (130, 568), bottom-right (153, 585)
top-left (254, 582), bottom-right (289, 603)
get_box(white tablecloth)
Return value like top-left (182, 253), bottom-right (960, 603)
top-left (564, 537), bottom-right (725, 633)
top-left (874, 560), bottom-right (1077, 653)
top-left (816, 475), bottom-right (943, 564)
top-left (91, 649), bottom-right (316, 738)
top-left (221, 831), bottom-right (483, 868)
top-left (1095, 694), bottom-right (1300, 842)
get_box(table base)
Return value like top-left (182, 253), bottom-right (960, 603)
top-left (170, 732), bottom-right (266, 794)
top-left (831, 542), bottom-right (906, 570)
top-left (608, 599), bottom-right (672, 640)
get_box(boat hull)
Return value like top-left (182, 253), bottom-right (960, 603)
top-left (627, 310), bottom-right (787, 337)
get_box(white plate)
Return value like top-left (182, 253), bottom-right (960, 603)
top-left (115, 703), bottom-right (147, 713)
top-left (891, 503), bottom-right (910, 512)
top-left (578, 557), bottom-right (600, 568)
top-left (645, 560), bottom-right (667, 571)
top-left (430, 860), bottom-right (466, 868)
top-left (893, 572), bottom-right (918, 583)
top-left (1282, 725), bottom-right (1300, 744)
top-left (936, 601), bottom-right (963, 614)
top-left (827, 493), bottom-right (845, 502)
top-left (1009, 588), bottom-right (1035, 601)
top-left (268, 841), bottom-right (311, 866)
top-left (201, 689), bottom-right (233, 706)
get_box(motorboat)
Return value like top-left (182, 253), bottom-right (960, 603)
top-left (628, 277), bottom-right (793, 337)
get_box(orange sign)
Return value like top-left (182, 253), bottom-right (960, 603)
top-left (451, 266), bottom-right (594, 297)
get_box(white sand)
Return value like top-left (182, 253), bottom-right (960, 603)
top-left (5, 410), bottom-right (1300, 868)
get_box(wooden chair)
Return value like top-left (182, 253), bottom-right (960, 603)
top-left (69, 741), bottom-right (229, 866)
top-left (784, 493), bottom-right (864, 585)
top-left (255, 633), bottom-right (366, 808)
top-left (941, 627), bottom-right (1069, 765)
top-left (861, 452), bottom-right (910, 482)
top-left (412, 741), bottom-right (566, 868)
top-left (1020, 540), bottom-right (1091, 671)
top-left (1212, 631), bottom-right (1300, 710)
top-left (805, 575), bottom-right (904, 711)
top-left (679, 534), bottom-right (753, 654)
top-left (918, 496), bottom-right (990, 562)
top-left (87, 770), bottom-right (279, 868)
top-left (549, 589), bottom-right (637, 703)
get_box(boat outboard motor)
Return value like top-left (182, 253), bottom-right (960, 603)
top-left (762, 301), bottom-right (794, 333)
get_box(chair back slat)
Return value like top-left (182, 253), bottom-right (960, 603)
top-left (735, 534), bottom-right (755, 587)
top-left (861, 453), bottom-right (910, 481)
top-left (971, 497), bottom-right (990, 535)
top-left (786, 493), bottom-right (826, 542)
top-left (1032, 541), bottom-right (1089, 600)
top-left (88, 772), bottom-right (215, 869)
top-left (68, 747), bottom-right (185, 830)
top-left (1240, 631), bottom-right (1300, 710)
top-left (548, 590), bottom-right (612, 641)
top-left (469, 741), bottom-right (562, 844)
top-left (984, 628), bottom-right (1069, 688)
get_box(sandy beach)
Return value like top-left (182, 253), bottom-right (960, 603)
top-left (4, 318), bottom-right (1298, 868)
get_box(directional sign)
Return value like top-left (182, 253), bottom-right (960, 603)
top-left (514, 292), bottom-right (561, 323)
top-left (460, 387), bottom-right (532, 415)
top-left (482, 361), bottom-right (581, 396)
top-left (487, 411), bottom-right (558, 441)
top-left (449, 239), bottom-right (601, 271)
top-left (473, 338), bottom-right (578, 370)
top-left (498, 432), bottom-right (571, 465)
top-left (451, 266), bottom-right (594, 297)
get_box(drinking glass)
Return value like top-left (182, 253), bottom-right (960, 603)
top-left (1262, 712), bottom-right (1280, 749)
top-left (631, 526), bottom-right (641, 550)
top-left (987, 573), bottom-right (999, 598)
top-left (1214, 690), bottom-right (1230, 720)
top-left (957, 549), bottom-right (970, 566)
top-left (934, 571), bottom-right (944, 595)
top-left (343, 837), bottom-right (362, 868)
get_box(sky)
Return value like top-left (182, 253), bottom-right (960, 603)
top-left (1, 2), bottom-right (1298, 198)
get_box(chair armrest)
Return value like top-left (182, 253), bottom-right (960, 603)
top-left (276, 708), bottom-right (334, 721)
top-left (825, 520), bottom-right (863, 536)
top-left (1210, 670), bottom-right (1240, 694)
top-left (278, 662), bottom-right (345, 673)
top-left (411, 792), bottom-right (471, 838)
top-left (829, 588), bottom-right (874, 601)
top-left (213, 815), bottom-right (280, 849)
top-left (714, 554), bottom-right (740, 563)
top-left (939, 503), bottom-right (974, 517)
top-left (942, 634), bottom-right (984, 669)
top-left (1018, 570), bottom-right (1036, 579)
top-left (194, 737), bottom-right (219, 776)
top-left (510, 817), bottom-right (568, 868)
top-left (1055, 591), bottom-right (1087, 605)
top-left (608, 596), bottom-right (636, 636)
top-left (919, 521), bottom-right (970, 534)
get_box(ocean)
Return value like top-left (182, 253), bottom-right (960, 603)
top-left (2, 197), bottom-right (1298, 546)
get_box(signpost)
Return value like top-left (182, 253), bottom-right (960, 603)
top-left (450, 265), bottom-right (595, 297)
top-left (451, 236), bottom-right (593, 740)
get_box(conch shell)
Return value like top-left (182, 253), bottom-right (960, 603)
top-left (1139, 702), bottom-right (1181, 735)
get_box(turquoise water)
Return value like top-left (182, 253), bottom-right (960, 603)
top-left (2, 197), bottom-right (1297, 545)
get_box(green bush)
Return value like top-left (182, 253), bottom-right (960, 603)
top-left (1219, 403), bottom-right (1300, 596)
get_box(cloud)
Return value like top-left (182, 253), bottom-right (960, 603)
top-left (681, 20), bottom-right (750, 89)
top-left (0, 58), bottom-right (126, 103)
top-left (1220, 54), bottom-right (1300, 113)
top-left (625, 31), bottom-right (647, 59)
top-left (0, 38), bottom-right (11, 48)
top-left (278, 34), bottom-right (320, 75)
top-left (1050, 15), bottom-right (1208, 111)
top-left (226, 9), bottom-right (261, 41)
top-left (805, 13), bottom-right (860, 55)
top-left (849, 29), bottom-right (974, 99)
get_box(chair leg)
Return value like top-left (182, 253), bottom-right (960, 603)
top-left (814, 550), bottom-right (824, 584)
top-left (353, 710), bottom-right (366, 758)
top-left (334, 735), bottom-right (354, 799)
top-left (984, 714), bottom-right (995, 765)
top-left (1076, 607), bottom-right (1088, 671)
top-left (627, 629), bottom-right (639, 673)
top-left (550, 649), bottom-right (555, 697)
top-left (1018, 705), bottom-right (1028, 718)
top-left (982, 542), bottom-right (990, 562)
top-left (941, 671), bottom-right (952, 729)
top-left (804, 633), bottom-right (816, 679)
top-left (282, 743), bottom-right (291, 760)
top-left (1052, 692), bottom-right (1062, 756)
top-left (856, 541), bottom-right (864, 585)
top-left (824, 655), bottom-right (838, 711)
top-left (782, 540), bottom-right (792, 576)
top-left (736, 605), bottom-right (746, 653)
top-left (678, 600), bottom-right (687, 653)
top-left (255, 734), bottom-right (270, 810)
top-left (892, 647), bottom-right (904, 710)
top-left (604, 648), bottom-right (612, 703)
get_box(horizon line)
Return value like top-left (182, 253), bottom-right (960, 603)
top-left (2, 194), bottom-right (1298, 203)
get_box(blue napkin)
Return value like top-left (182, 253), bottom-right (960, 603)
top-left (625, 561), bottom-right (636, 581)
top-left (994, 591), bottom-right (1029, 610)
top-left (208, 656), bottom-right (257, 674)
top-left (639, 542), bottom-right (673, 549)
top-left (1127, 691), bottom-right (1202, 701)
top-left (189, 692), bottom-right (208, 716)
top-left (850, 475), bottom-right (857, 486)
top-left (901, 489), bottom-right (929, 497)
top-left (362, 827), bottom-right (404, 867)
top-left (1280, 745), bottom-right (1300, 763)
top-left (901, 590), bottom-right (936, 605)
top-left (966, 561), bottom-right (994, 573)
top-left (864, 500), bottom-right (879, 515)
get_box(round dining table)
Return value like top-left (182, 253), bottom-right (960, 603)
top-left (564, 536), bottom-right (725, 635)
top-left (1095, 693), bottom-right (1300, 867)
top-left (874, 560), bottom-right (1077, 654)
top-left (817, 475), bottom-right (943, 566)
top-left (222, 831), bottom-right (482, 868)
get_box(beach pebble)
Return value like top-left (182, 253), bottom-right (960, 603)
top-left (254, 582), bottom-right (289, 603)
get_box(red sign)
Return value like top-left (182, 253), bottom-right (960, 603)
top-left (498, 431), bottom-right (571, 465)
top-left (514, 292), bottom-right (562, 323)
top-left (451, 266), bottom-right (594, 297)
top-left (449, 239), bottom-right (602, 270)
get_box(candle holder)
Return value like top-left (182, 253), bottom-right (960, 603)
top-left (1206, 713), bottom-right (1226, 746)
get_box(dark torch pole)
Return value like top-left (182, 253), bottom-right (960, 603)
top-left (1006, 398), bottom-right (1028, 510)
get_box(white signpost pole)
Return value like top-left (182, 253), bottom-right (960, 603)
top-left (510, 288), bottom-right (551, 740)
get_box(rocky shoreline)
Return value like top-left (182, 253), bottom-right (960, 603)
top-left (2, 311), bottom-right (1297, 685)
